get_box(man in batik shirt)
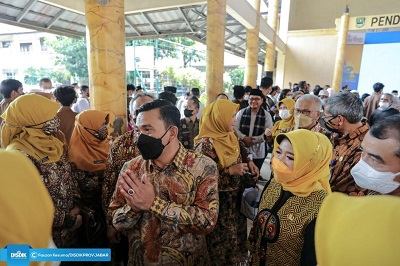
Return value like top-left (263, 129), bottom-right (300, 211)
top-left (109, 100), bottom-right (219, 265)
top-left (323, 92), bottom-right (371, 196)
top-left (102, 93), bottom-right (154, 264)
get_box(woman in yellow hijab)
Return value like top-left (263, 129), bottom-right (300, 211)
top-left (264, 98), bottom-right (296, 144)
top-left (69, 110), bottom-right (110, 247)
top-left (316, 193), bottom-right (400, 266)
top-left (248, 129), bottom-right (332, 266)
top-left (0, 149), bottom-right (54, 266)
top-left (1, 94), bottom-right (81, 248)
top-left (195, 99), bottom-right (259, 265)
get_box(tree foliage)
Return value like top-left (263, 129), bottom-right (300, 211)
top-left (127, 37), bottom-right (205, 67)
top-left (227, 66), bottom-right (245, 86)
top-left (45, 36), bottom-right (88, 80)
top-left (24, 67), bottom-right (70, 85)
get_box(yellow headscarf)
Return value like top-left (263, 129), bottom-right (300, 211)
top-left (316, 193), bottom-right (400, 265)
top-left (272, 129), bottom-right (332, 197)
top-left (0, 149), bottom-right (54, 249)
top-left (1, 94), bottom-right (63, 163)
top-left (69, 110), bottom-right (110, 172)
top-left (271, 98), bottom-right (296, 138)
top-left (195, 99), bottom-right (239, 169)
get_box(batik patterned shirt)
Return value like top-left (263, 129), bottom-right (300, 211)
top-left (21, 151), bottom-right (80, 247)
top-left (109, 144), bottom-right (219, 266)
top-left (330, 119), bottom-right (370, 196)
top-left (102, 130), bottom-right (141, 225)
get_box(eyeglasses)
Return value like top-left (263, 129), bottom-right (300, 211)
top-left (322, 115), bottom-right (337, 123)
top-left (294, 109), bottom-right (319, 116)
top-left (249, 97), bottom-right (261, 101)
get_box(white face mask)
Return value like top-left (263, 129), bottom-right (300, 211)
top-left (351, 158), bottom-right (400, 194)
top-left (379, 102), bottom-right (390, 109)
top-left (244, 95), bottom-right (249, 101)
top-left (279, 109), bottom-right (291, 120)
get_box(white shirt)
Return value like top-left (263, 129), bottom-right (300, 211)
top-left (234, 107), bottom-right (273, 159)
top-left (72, 97), bottom-right (90, 113)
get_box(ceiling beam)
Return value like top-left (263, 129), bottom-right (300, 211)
top-left (226, 0), bottom-right (286, 53)
top-left (141, 12), bottom-right (159, 35)
top-left (46, 9), bottom-right (65, 28)
top-left (125, 18), bottom-right (141, 36)
top-left (178, 7), bottom-right (194, 32)
top-left (16, 0), bottom-right (37, 22)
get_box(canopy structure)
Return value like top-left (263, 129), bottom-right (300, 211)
top-left (0, 0), bottom-right (286, 64)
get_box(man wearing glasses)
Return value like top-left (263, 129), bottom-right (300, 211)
top-left (323, 92), bottom-right (370, 196)
top-left (234, 89), bottom-right (273, 176)
top-left (294, 94), bottom-right (327, 134)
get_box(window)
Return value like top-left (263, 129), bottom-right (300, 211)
top-left (2, 69), bottom-right (18, 79)
top-left (20, 42), bottom-right (32, 53)
top-left (40, 37), bottom-right (47, 51)
top-left (2, 41), bottom-right (11, 48)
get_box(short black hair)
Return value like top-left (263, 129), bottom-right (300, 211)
top-left (136, 85), bottom-right (143, 92)
top-left (39, 78), bottom-right (51, 85)
top-left (260, 77), bottom-right (273, 89)
top-left (137, 99), bottom-right (180, 130)
top-left (0, 79), bottom-right (22, 98)
top-left (158, 91), bottom-right (177, 105)
top-left (244, 86), bottom-right (252, 93)
top-left (370, 114), bottom-right (400, 158)
top-left (80, 85), bottom-right (89, 92)
top-left (127, 84), bottom-right (135, 92)
top-left (188, 96), bottom-right (200, 109)
top-left (279, 89), bottom-right (292, 101)
top-left (233, 85), bottom-right (245, 99)
top-left (313, 85), bottom-right (322, 96)
top-left (71, 82), bottom-right (78, 86)
top-left (361, 93), bottom-right (370, 102)
top-left (299, 81), bottom-right (307, 89)
top-left (373, 82), bottom-right (384, 93)
top-left (392, 90), bottom-right (398, 94)
top-left (53, 85), bottom-right (76, 106)
top-left (271, 86), bottom-right (280, 93)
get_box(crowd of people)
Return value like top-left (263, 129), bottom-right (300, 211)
top-left (0, 76), bottom-right (399, 266)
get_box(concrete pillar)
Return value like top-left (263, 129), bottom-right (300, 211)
top-left (85, 0), bottom-right (126, 135)
top-left (244, 0), bottom-right (261, 88)
top-left (264, 0), bottom-right (279, 77)
top-left (332, 6), bottom-right (350, 93)
top-left (206, 0), bottom-right (227, 105)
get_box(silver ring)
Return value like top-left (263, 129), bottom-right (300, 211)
top-left (127, 188), bottom-right (134, 196)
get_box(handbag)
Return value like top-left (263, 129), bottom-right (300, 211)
top-left (240, 187), bottom-right (261, 220)
top-left (79, 204), bottom-right (106, 244)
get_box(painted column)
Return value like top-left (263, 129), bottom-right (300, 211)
top-left (332, 6), bottom-right (350, 93)
top-left (85, 0), bottom-right (126, 136)
top-left (244, 0), bottom-right (261, 88)
top-left (206, 0), bottom-right (227, 105)
top-left (264, 0), bottom-right (279, 78)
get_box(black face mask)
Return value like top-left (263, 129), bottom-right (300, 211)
top-left (184, 109), bottom-right (194, 118)
top-left (325, 119), bottom-right (340, 133)
top-left (135, 127), bottom-right (171, 160)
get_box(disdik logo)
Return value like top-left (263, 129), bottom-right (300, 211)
top-left (10, 251), bottom-right (27, 259)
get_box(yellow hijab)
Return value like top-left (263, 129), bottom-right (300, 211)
top-left (195, 99), bottom-right (239, 169)
top-left (271, 98), bottom-right (296, 138)
top-left (272, 129), bottom-right (332, 197)
top-left (0, 149), bottom-right (54, 250)
top-left (316, 193), bottom-right (400, 265)
top-left (1, 94), bottom-right (63, 163)
top-left (69, 110), bottom-right (110, 172)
